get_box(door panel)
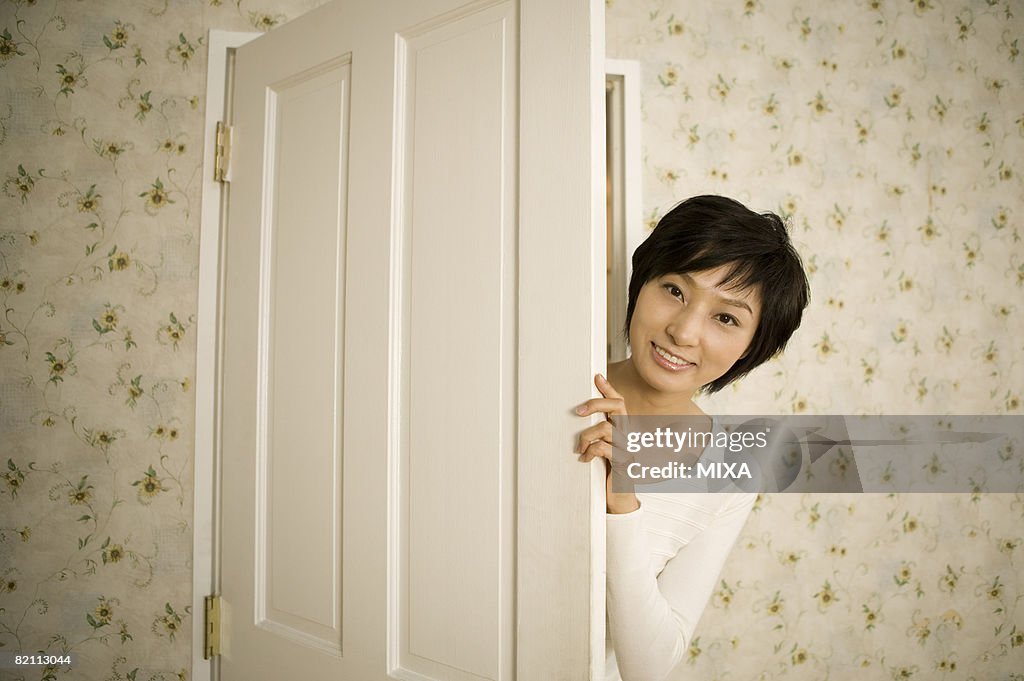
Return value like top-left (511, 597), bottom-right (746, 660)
top-left (258, 57), bottom-right (351, 652)
top-left (222, 4), bottom-right (371, 676)
top-left (398, 4), bottom-right (515, 679)
top-left (218, 0), bottom-right (604, 679)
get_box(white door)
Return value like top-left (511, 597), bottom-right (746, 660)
top-left (217, 0), bottom-right (606, 679)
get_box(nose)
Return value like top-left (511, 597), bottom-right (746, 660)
top-left (666, 306), bottom-right (703, 348)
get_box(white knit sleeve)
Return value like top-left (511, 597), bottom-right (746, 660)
top-left (606, 493), bottom-right (756, 681)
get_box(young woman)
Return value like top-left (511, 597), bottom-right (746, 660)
top-left (575, 195), bottom-right (810, 681)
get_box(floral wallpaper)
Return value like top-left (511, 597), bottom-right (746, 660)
top-left (607, 0), bottom-right (1024, 679)
top-left (1, 0), bottom-right (1021, 679)
top-left (0, 1), bottom-right (327, 679)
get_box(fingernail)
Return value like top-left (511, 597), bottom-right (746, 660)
top-left (576, 405), bottom-right (587, 415)
top-left (596, 373), bottom-right (606, 383)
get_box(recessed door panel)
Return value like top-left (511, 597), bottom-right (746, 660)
top-left (395, 3), bottom-right (516, 679)
top-left (255, 58), bottom-right (351, 653)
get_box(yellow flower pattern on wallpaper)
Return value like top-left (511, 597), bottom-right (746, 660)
top-left (0, 0), bottom-right (329, 679)
top-left (1, 0), bottom-right (1022, 679)
top-left (608, 0), bottom-right (1023, 678)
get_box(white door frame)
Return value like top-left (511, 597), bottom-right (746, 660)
top-left (603, 59), bottom-right (644, 281)
top-left (604, 59), bottom-right (642, 363)
top-left (193, 29), bottom-right (260, 680)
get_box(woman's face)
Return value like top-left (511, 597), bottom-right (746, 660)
top-left (628, 265), bottom-right (761, 398)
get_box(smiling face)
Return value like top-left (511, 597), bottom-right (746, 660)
top-left (627, 265), bottom-right (761, 399)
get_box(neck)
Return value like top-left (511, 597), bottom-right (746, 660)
top-left (608, 357), bottom-right (706, 416)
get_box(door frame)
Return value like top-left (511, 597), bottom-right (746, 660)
top-left (193, 29), bottom-right (259, 680)
top-left (604, 59), bottom-right (642, 363)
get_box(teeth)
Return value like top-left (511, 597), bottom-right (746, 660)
top-left (655, 345), bottom-right (691, 366)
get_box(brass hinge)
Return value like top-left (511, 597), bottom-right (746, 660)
top-left (204, 595), bottom-right (221, 659)
top-left (214, 122), bottom-right (232, 183)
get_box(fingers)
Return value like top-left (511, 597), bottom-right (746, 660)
top-left (576, 374), bottom-right (627, 416)
top-left (594, 373), bottom-right (625, 402)
top-left (575, 373), bottom-right (628, 464)
top-left (575, 420), bottom-right (612, 455)
top-left (575, 398), bottom-right (625, 417)
top-left (578, 438), bottom-right (612, 463)
top-left (575, 417), bottom-right (631, 467)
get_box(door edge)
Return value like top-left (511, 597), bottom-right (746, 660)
top-left (193, 28), bottom-right (260, 681)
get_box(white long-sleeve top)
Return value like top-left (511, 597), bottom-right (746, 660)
top-left (604, 490), bottom-right (757, 681)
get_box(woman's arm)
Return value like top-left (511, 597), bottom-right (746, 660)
top-left (606, 492), bottom-right (756, 681)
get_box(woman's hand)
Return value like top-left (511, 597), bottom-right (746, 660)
top-left (575, 374), bottom-right (640, 514)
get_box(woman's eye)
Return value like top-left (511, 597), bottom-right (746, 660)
top-left (717, 314), bottom-right (738, 326)
top-left (663, 284), bottom-right (683, 299)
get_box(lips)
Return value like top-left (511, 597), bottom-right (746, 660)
top-left (651, 342), bottom-right (695, 371)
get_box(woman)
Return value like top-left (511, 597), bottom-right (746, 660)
top-left (575, 195), bottom-right (810, 681)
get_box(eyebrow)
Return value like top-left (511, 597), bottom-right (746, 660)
top-left (674, 273), bottom-right (755, 315)
top-left (717, 297), bottom-right (753, 314)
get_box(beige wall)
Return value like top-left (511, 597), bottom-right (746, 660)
top-left (0, 1), bottom-right (327, 678)
top-left (1, 0), bottom-right (1021, 679)
top-left (607, 0), bottom-right (1023, 677)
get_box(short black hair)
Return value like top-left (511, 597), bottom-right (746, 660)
top-left (625, 194), bottom-right (810, 394)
